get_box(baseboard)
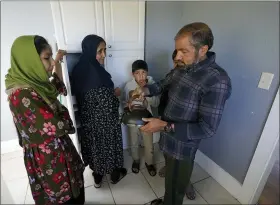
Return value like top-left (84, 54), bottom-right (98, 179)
top-left (195, 150), bottom-right (242, 201)
top-left (1, 139), bottom-right (21, 154)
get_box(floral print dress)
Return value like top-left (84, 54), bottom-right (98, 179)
top-left (8, 87), bottom-right (85, 205)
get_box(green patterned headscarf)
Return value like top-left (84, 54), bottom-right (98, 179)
top-left (5, 35), bottom-right (58, 104)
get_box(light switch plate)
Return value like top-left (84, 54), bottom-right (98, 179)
top-left (258, 72), bottom-right (274, 90)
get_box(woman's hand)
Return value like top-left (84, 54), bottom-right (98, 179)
top-left (53, 50), bottom-right (66, 82)
top-left (54, 49), bottom-right (67, 63)
top-left (114, 87), bottom-right (121, 97)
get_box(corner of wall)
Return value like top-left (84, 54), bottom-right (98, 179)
top-left (1, 139), bottom-right (22, 154)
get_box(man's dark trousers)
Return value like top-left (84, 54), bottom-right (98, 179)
top-left (163, 154), bottom-right (194, 205)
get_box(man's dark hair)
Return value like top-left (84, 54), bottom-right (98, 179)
top-left (172, 50), bottom-right (177, 61)
top-left (132, 60), bottom-right (148, 73)
top-left (175, 22), bottom-right (214, 51)
top-left (34, 35), bottom-right (49, 54)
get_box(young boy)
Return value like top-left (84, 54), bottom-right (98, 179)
top-left (124, 60), bottom-right (160, 176)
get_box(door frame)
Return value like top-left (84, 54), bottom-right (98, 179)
top-left (237, 87), bottom-right (279, 204)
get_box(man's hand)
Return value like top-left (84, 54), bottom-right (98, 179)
top-left (131, 87), bottom-right (149, 98)
top-left (139, 86), bottom-right (150, 97)
top-left (140, 118), bottom-right (167, 133)
top-left (114, 87), bottom-right (121, 97)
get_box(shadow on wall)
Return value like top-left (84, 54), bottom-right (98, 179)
top-left (147, 52), bottom-right (171, 81)
top-left (144, 1), bottom-right (184, 80)
top-left (200, 19), bottom-right (279, 183)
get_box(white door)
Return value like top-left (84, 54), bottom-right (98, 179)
top-left (103, 1), bottom-right (145, 51)
top-left (50, 1), bottom-right (104, 52)
top-left (54, 55), bottom-right (82, 154)
top-left (105, 50), bottom-right (144, 89)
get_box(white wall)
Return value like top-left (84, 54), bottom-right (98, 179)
top-left (1, 1), bottom-right (55, 141)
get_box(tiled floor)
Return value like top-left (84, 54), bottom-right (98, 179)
top-left (1, 144), bottom-right (240, 204)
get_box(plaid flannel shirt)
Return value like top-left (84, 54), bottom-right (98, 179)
top-left (147, 52), bottom-right (232, 161)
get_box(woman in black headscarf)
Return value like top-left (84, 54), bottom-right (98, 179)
top-left (72, 35), bottom-right (126, 188)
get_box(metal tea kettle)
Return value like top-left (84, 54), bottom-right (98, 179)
top-left (120, 94), bottom-right (153, 127)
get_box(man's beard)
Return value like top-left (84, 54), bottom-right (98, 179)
top-left (176, 60), bottom-right (196, 70)
top-left (176, 52), bottom-right (200, 69)
top-left (176, 64), bottom-right (193, 70)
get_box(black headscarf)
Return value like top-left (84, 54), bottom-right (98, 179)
top-left (71, 35), bottom-right (114, 99)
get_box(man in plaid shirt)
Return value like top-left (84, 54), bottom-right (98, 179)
top-left (140, 22), bottom-right (232, 205)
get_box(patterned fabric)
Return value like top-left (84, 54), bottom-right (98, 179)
top-left (158, 89), bottom-right (169, 117)
top-left (9, 88), bottom-right (85, 205)
top-left (50, 72), bottom-right (67, 97)
top-left (79, 87), bottom-right (124, 175)
top-left (147, 52), bottom-right (232, 160)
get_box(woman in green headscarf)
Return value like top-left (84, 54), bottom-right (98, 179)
top-left (5, 35), bottom-right (85, 205)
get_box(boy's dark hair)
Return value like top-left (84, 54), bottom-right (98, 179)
top-left (132, 60), bottom-right (148, 73)
top-left (172, 50), bottom-right (177, 61)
